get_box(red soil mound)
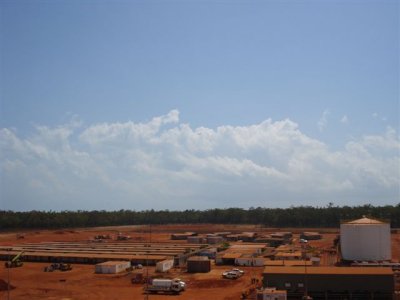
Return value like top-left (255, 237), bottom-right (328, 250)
top-left (0, 279), bottom-right (15, 291)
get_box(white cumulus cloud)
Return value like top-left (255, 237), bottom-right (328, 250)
top-left (318, 109), bottom-right (330, 132)
top-left (340, 115), bottom-right (349, 124)
top-left (1, 110), bottom-right (399, 210)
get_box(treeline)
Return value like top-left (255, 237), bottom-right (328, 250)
top-left (0, 204), bottom-right (399, 230)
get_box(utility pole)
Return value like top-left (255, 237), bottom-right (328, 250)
top-left (302, 245), bottom-right (312, 300)
top-left (6, 248), bottom-right (12, 300)
top-left (144, 224), bottom-right (151, 300)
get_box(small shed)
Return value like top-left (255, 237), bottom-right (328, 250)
top-left (95, 261), bottom-right (131, 274)
top-left (300, 232), bottom-right (322, 240)
top-left (239, 232), bottom-right (257, 242)
top-left (171, 232), bottom-right (197, 240)
top-left (206, 236), bottom-right (224, 244)
top-left (264, 236), bottom-right (285, 247)
top-left (217, 252), bottom-right (243, 265)
top-left (187, 256), bottom-right (211, 273)
top-left (271, 233), bottom-right (292, 242)
top-left (226, 234), bottom-right (241, 241)
top-left (214, 232), bottom-right (232, 237)
top-left (198, 249), bottom-right (217, 259)
top-left (256, 287), bottom-right (287, 300)
top-left (156, 259), bottom-right (174, 272)
top-left (274, 251), bottom-right (302, 261)
top-left (235, 255), bottom-right (265, 267)
top-left (187, 236), bottom-right (206, 244)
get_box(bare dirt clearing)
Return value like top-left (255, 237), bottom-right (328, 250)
top-left (0, 224), bottom-right (399, 300)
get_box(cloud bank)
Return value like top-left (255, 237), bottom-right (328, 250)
top-left (1, 110), bottom-right (399, 211)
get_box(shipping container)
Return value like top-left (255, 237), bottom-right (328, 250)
top-left (187, 256), bottom-right (211, 273)
top-left (156, 259), bottom-right (174, 272)
top-left (95, 261), bottom-right (131, 274)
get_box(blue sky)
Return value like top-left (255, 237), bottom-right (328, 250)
top-left (1, 0), bottom-right (399, 211)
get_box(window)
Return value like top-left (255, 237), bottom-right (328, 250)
top-left (284, 282), bottom-right (291, 288)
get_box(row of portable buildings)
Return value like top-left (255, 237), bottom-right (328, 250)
top-left (173, 231), bottom-right (321, 247)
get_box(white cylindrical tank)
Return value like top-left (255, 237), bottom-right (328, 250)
top-left (340, 216), bottom-right (391, 261)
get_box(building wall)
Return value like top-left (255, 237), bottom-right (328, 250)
top-left (341, 223), bottom-right (391, 261)
top-left (235, 257), bottom-right (264, 267)
top-left (257, 291), bottom-right (287, 300)
top-left (156, 259), bottom-right (174, 272)
top-left (187, 260), bottom-right (211, 273)
top-left (263, 273), bottom-right (394, 298)
top-left (95, 261), bottom-right (131, 274)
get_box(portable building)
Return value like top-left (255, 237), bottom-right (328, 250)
top-left (229, 243), bottom-right (267, 255)
top-left (264, 260), bottom-right (312, 267)
top-left (206, 236), bottom-right (224, 244)
top-left (214, 232), bottom-right (231, 237)
top-left (226, 234), bottom-right (241, 241)
top-left (274, 251), bottom-right (302, 261)
top-left (198, 249), bottom-right (217, 259)
top-left (187, 236), bottom-right (206, 244)
top-left (187, 256), bottom-right (211, 273)
top-left (156, 259), bottom-right (174, 272)
top-left (270, 233), bottom-right (292, 242)
top-left (279, 232), bottom-right (293, 239)
top-left (310, 257), bottom-right (320, 266)
top-left (256, 288), bottom-right (287, 300)
top-left (95, 261), bottom-right (131, 274)
top-left (239, 232), bottom-right (257, 242)
top-left (263, 266), bottom-right (394, 299)
top-left (235, 255), bottom-right (264, 267)
top-left (254, 237), bottom-right (271, 243)
top-left (216, 252), bottom-right (242, 265)
top-left (263, 236), bottom-right (285, 247)
top-left (171, 232), bottom-right (197, 240)
top-left (300, 232), bottom-right (322, 240)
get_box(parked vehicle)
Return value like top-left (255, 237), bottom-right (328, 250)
top-left (222, 271), bottom-right (240, 279)
top-left (145, 278), bottom-right (186, 294)
top-left (117, 233), bottom-right (131, 240)
top-left (231, 268), bottom-right (244, 276)
top-left (222, 268), bottom-right (244, 279)
top-left (4, 251), bottom-right (24, 268)
top-left (44, 263), bottom-right (72, 272)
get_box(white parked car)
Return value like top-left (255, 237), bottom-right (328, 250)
top-left (222, 271), bottom-right (239, 279)
top-left (231, 268), bottom-right (244, 275)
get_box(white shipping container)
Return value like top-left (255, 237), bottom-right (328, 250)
top-left (156, 259), bottom-right (174, 272)
top-left (95, 261), bottom-right (131, 274)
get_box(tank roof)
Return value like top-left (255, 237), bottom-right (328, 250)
top-left (344, 216), bottom-right (387, 225)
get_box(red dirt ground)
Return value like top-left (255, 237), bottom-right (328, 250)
top-left (0, 224), bottom-right (399, 299)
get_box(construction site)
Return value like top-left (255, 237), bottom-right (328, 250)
top-left (0, 220), bottom-right (399, 299)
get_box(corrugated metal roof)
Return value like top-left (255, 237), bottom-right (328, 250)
top-left (257, 288), bottom-right (287, 295)
top-left (0, 250), bottom-right (169, 260)
top-left (222, 252), bottom-right (243, 259)
top-left (302, 231), bottom-right (320, 235)
top-left (96, 261), bottom-right (130, 266)
top-left (275, 251), bottom-right (302, 257)
top-left (263, 266), bottom-right (394, 275)
top-left (264, 260), bottom-right (312, 266)
top-left (187, 256), bottom-right (209, 261)
top-left (345, 216), bottom-right (386, 225)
